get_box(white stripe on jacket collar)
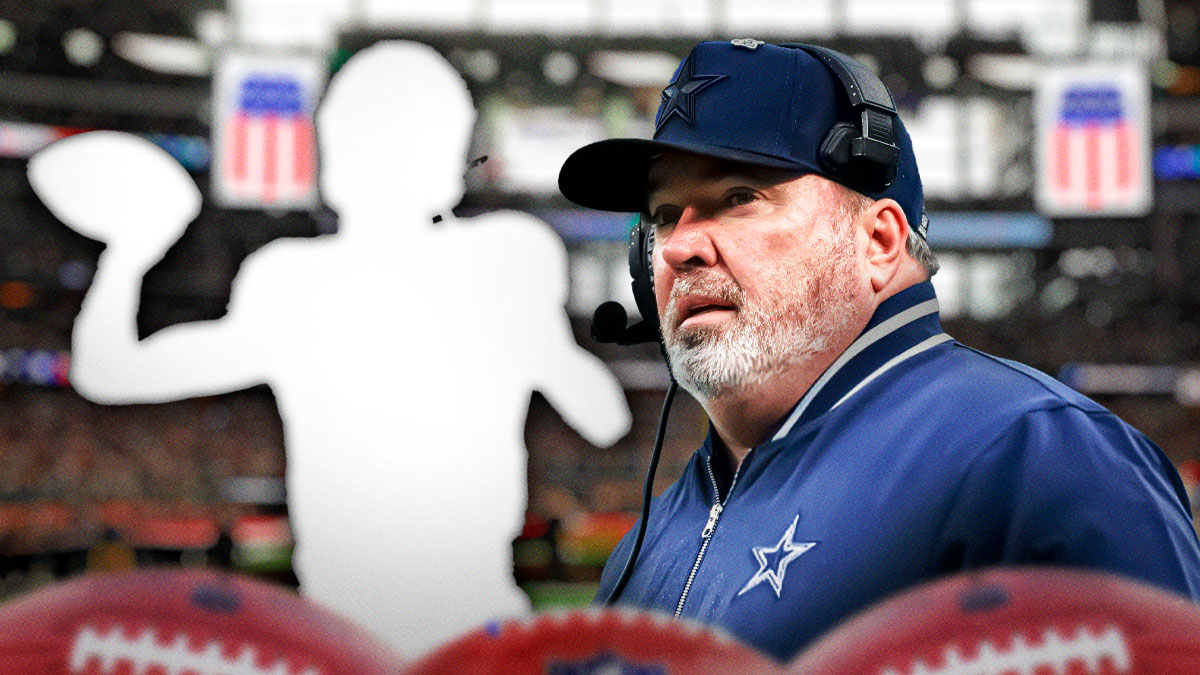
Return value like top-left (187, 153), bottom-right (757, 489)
top-left (771, 298), bottom-right (942, 442)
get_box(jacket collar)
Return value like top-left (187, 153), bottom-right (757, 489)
top-left (768, 280), bottom-right (950, 442)
top-left (698, 281), bottom-right (950, 493)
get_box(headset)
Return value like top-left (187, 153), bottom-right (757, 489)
top-left (590, 43), bottom-right (902, 605)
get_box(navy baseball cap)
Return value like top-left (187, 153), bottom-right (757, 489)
top-left (558, 40), bottom-right (926, 234)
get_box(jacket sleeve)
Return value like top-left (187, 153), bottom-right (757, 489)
top-left (940, 403), bottom-right (1200, 600)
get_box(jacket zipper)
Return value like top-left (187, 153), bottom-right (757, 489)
top-left (674, 454), bottom-right (743, 618)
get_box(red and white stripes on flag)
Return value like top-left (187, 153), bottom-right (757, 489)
top-left (224, 79), bottom-right (315, 205)
top-left (1048, 86), bottom-right (1138, 212)
top-left (1035, 65), bottom-right (1150, 217)
top-left (213, 55), bottom-right (324, 210)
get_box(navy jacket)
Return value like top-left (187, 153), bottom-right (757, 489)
top-left (596, 281), bottom-right (1200, 662)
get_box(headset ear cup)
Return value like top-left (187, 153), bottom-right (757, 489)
top-left (819, 121), bottom-right (896, 193)
top-left (818, 122), bottom-right (858, 177)
top-left (628, 221), bottom-right (660, 333)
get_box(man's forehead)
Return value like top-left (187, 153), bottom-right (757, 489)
top-left (646, 151), bottom-right (805, 201)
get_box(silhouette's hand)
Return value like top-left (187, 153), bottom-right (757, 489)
top-left (29, 131), bottom-right (201, 261)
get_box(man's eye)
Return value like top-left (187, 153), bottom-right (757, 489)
top-left (726, 191), bottom-right (758, 207)
top-left (648, 206), bottom-right (681, 228)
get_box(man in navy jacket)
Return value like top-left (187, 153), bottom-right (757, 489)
top-left (558, 40), bottom-right (1200, 662)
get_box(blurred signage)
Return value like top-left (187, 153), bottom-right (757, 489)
top-left (1059, 363), bottom-right (1200, 409)
top-left (925, 212), bottom-right (1052, 249)
top-left (534, 209), bottom-right (1051, 249)
top-left (1058, 363), bottom-right (1177, 395)
top-left (1153, 145), bottom-right (1200, 180)
top-left (0, 348), bottom-right (71, 387)
top-left (0, 121), bottom-right (208, 171)
top-left (1034, 63), bottom-right (1151, 217)
top-left (0, 121), bottom-right (82, 157)
top-left (488, 106), bottom-right (605, 195)
top-left (141, 133), bottom-right (211, 172)
top-left (212, 52), bottom-right (325, 209)
top-left (533, 210), bottom-right (635, 243)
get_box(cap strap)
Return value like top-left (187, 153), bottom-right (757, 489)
top-left (800, 45), bottom-right (899, 166)
top-left (797, 45), bottom-right (896, 112)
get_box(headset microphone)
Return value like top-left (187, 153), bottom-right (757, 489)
top-left (590, 302), bottom-right (659, 346)
top-left (590, 302), bottom-right (631, 343)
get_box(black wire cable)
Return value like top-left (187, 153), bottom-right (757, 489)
top-left (604, 379), bottom-right (678, 606)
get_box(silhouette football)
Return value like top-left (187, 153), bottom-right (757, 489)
top-left (29, 131), bottom-right (200, 254)
top-left (789, 567), bottom-right (1200, 674)
top-left (0, 568), bottom-right (402, 674)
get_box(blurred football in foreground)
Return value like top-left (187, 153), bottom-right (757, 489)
top-left (790, 567), bottom-right (1200, 674)
top-left (404, 607), bottom-right (783, 674)
top-left (0, 568), bottom-right (401, 674)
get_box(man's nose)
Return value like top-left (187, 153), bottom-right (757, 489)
top-left (658, 207), bottom-right (718, 270)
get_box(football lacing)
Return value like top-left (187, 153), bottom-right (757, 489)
top-left (880, 624), bottom-right (1131, 675)
top-left (69, 624), bottom-right (321, 675)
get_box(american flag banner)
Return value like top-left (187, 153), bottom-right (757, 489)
top-left (213, 53), bottom-right (326, 209)
top-left (1034, 63), bottom-right (1151, 217)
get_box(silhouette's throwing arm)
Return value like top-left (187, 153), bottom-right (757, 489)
top-left (29, 132), bottom-right (268, 403)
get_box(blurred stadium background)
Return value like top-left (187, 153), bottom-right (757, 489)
top-left (0, 0), bottom-right (1199, 612)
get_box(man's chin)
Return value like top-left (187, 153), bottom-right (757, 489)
top-left (666, 323), bottom-right (727, 351)
top-left (666, 336), bottom-right (817, 402)
top-left (665, 343), bottom-right (744, 400)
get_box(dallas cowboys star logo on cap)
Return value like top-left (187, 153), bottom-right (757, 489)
top-left (736, 514), bottom-right (816, 599)
top-left (655, 54), bottom-right (726, 132)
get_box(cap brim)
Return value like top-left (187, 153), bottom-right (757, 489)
top-left (558, 137), bottom-right (807, 213)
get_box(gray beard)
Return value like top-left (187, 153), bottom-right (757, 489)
top-left (661, 228), bottom-right (861, 402)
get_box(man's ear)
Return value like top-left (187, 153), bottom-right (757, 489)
top-left (861, 198), bottom-right (909, 293)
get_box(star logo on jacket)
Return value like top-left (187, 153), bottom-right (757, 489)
top-left (736, 515), bottom-right (816, 599)
top-left (655, 54), bottom-right (726, 132)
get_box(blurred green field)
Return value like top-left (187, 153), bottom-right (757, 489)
top-left (522, 581), bottom-right (600, 611)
